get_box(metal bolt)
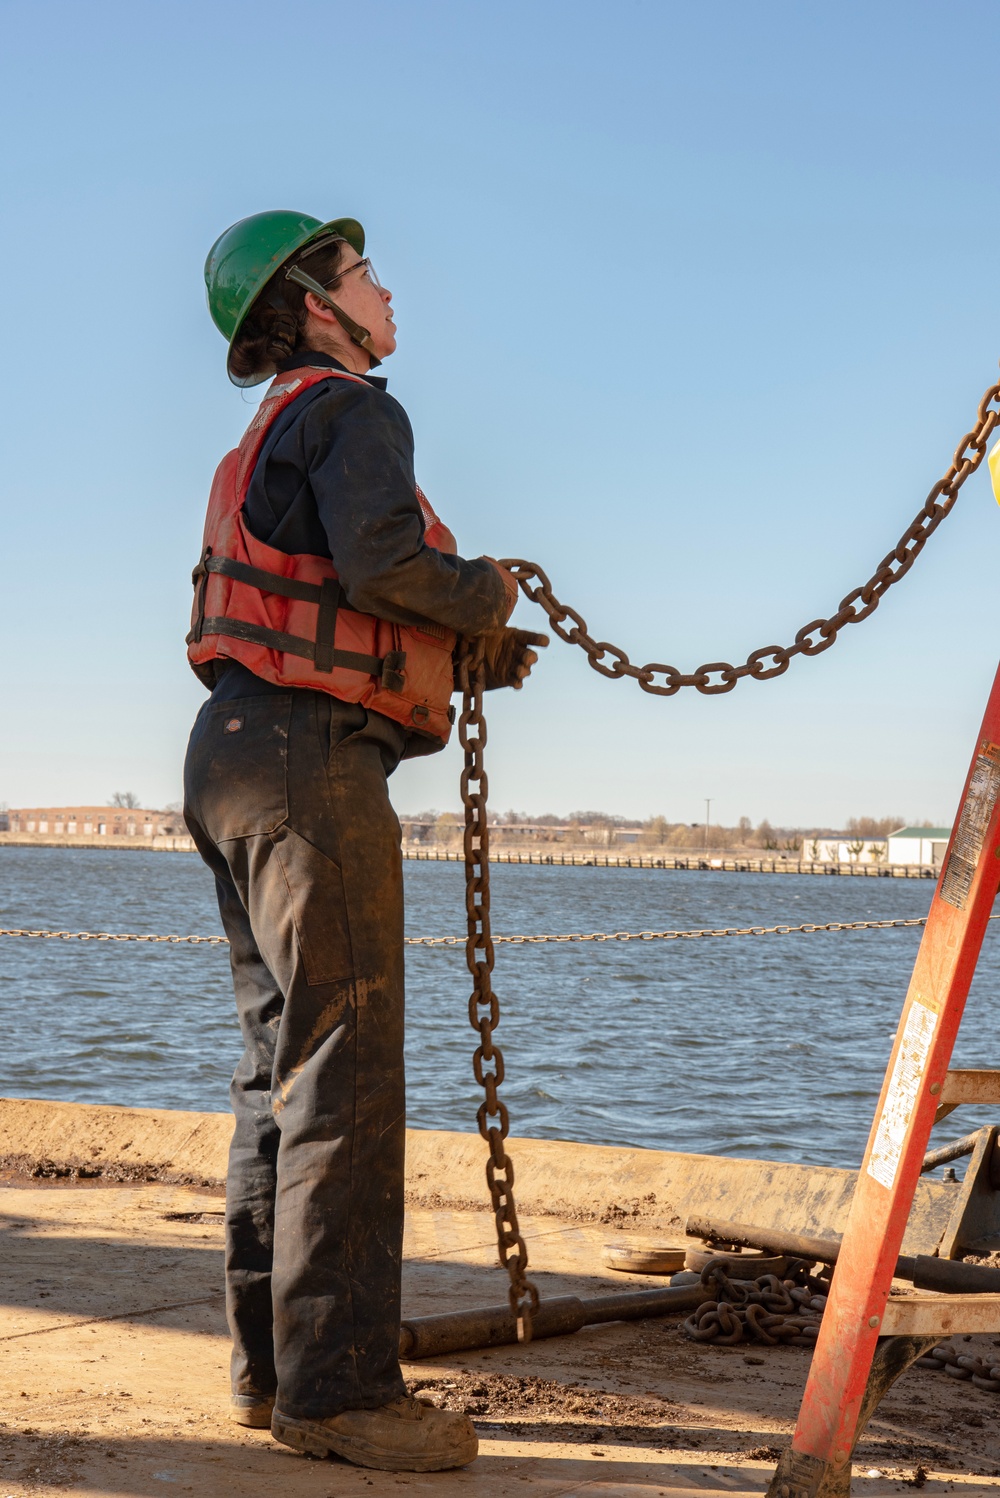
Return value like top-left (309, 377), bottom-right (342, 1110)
top-left (930, 1082), bottom-right (941, 1095)
top-left (869, 1316), bottom-right (880, 1328)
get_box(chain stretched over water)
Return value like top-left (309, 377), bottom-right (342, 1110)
top-left (5, 914), bottom-right (983, 945)
top-left (501, 374), bottom-right (1000, 695)
top-left (456, 636), bottom-right (540, 1342)
top-left (410, 916), bottom-right (937, 944)
top-left (8, 914), bottom-right (999, 945)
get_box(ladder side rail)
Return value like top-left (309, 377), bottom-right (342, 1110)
top-left (776, 659), bottom-right (1000, 1489)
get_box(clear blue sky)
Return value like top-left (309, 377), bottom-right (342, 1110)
top-left (3, 0), bottom-right (999, 828)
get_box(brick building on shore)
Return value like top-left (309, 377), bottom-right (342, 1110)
top-left (3, 807), bottom-right (186, 838)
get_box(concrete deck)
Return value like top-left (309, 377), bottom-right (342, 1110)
top-left (0, 1104), bottom-right (997, 1497)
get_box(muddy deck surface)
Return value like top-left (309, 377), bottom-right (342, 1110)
top-left (0, 1177), bottom-right (997, 1497)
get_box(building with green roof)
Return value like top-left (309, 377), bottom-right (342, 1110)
top-left (886, 827), bottom-right (951, 866)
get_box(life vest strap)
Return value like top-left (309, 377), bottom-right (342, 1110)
top-left (194, 615), bottom-right (407, 692)
top-left (200, 556), bottom-right (346, 675)
top-left (200, 554), bottom-right (327, 605)
top-left (314, 576), bottom-right (343, 674)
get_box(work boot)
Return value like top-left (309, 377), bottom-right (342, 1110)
top-left (271, 1394), bottom-right (478, 1471)
top-left (230, 1393), bottom-right (275, 1428)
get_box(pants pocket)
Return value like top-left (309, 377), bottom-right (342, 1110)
top-left (270, 827), bottom-right (355, 987)
top-left (185, 695), bottom-right (293, 843)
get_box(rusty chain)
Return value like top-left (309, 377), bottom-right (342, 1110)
top-left (0, 928), bottom-right (230, 944)
top-left (500, 375), bottom-right (1000, 695)
top-left (0, 373), bottom-right (988, 1399)
top-left (456, 635), bottom-right (540, 1342)
top-left (8, 377), bottom-right (999, 1348)
top-left (6, 914), bottom-right (988, 946)
top-left (682, 1256), bottom-right (829, 1348)
top-left (447, 372), bottom-right (999, 1315)
top-left (410, 916), bottom-right (936, 943)
top-left (683, 1264), bottom-right (1000, 1399)
top-left (915, 1342), bottom-right (1000, 1394)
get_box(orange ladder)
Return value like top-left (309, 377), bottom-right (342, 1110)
top-left (768, 662), bottom-right (1000, 1498)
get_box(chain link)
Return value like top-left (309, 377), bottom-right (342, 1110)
top-left (411, 916), bottom-right (937, 944)
top-left (7, 381), bottom-right (993, 1369)
top-left (500, 376), bottom-right (1000, 695)
top-left (681, 1256), bottom-right (829, 1348)
top-left (7, 913), bottom-right (993, 946)
top-left (456, 636), bottom-right (540, 1342)
top-left (0, 928), bottom-right (229, 943)
top-left (915, 1342), bottom-right (1000, 1394)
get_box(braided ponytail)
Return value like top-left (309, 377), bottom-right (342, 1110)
top-left (229, 239), bottom-right (346, 383)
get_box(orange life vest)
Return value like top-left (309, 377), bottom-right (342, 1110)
top-left (187, 366), bottom-right (460, 749)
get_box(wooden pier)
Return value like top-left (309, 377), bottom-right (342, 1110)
top-left (402, 848), bottom-right (937, 876)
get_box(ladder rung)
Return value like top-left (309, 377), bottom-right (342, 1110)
top-left (881, 1292), bottom-right (1000, 1337)
top-left (939, 1069), bottom-right (1000, 1106)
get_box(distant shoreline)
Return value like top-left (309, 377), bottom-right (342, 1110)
top-left (0, 832), bottom-right (939, 876)
top-left (0, 831), bottom-right (195, 853)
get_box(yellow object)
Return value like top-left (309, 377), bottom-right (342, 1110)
top-left (989, 437), bottom-right (1000, 504)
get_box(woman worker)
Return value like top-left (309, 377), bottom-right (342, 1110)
top-left (183, 210), bottom-right (545, 1472)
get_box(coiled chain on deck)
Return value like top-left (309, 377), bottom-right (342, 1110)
top-left (500, 376), bottom-right (1000, 696)
top-left (682, 1256), bottom-right (829, 1348)
top-left (457, 636), bottom-right (539, 1341)
top-left (916, 1342), bottom-right (1000, 1394)
top-left (683, 1264), bottom-right (1000, 1398)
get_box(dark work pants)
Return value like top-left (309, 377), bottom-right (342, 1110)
top-left (183, 687), bottom-right (409, 1419)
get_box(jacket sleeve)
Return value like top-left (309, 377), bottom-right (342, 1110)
top-left (299, 382), bottom-right (512, 635)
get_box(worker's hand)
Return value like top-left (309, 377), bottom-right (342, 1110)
top-left (483, 557), bottom-right (519, 621)
top-left (481, 627), bottom-right (549, 690)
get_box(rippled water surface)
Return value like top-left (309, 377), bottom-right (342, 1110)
top-left (1, 847), bottom-right (996, 1170)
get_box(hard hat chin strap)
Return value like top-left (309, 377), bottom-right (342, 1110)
top-left (284, 265), bottom-right (381, 369)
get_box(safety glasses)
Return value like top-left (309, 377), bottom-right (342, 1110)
top-left (286, 236), bottom-right (382, 300)
top-left (325, 257), bottom-right (382, 292)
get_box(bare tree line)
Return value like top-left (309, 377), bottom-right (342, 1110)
top-left (400, 811), bottom-right (929, 853)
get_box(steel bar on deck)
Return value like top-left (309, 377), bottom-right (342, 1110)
top-left (398, 1282), bottom-right (711, 1359)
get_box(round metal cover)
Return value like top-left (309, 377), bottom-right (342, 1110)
top-left (601, 1243), bottom-right (687, 1275)
top-left (684, 1247), bottom-right (789, 1276)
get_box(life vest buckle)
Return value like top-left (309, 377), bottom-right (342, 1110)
top-left (381, 651), bottom-right (407, 693)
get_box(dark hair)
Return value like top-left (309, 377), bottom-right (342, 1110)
top-left (229, 238), bottom-right (346, 382)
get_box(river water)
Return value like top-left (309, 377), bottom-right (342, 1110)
top-left (0, 847), bottom-right (996, 1171)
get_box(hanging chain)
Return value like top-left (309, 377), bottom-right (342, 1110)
top-left (445, 377), bottom-right (998, 1324)
top-left (500, 375), bottom-right (1000, 696)
top-left (457, 635), bottom-right (540, 1342)
top-left (9, 374), bottom-right (1000, 1347)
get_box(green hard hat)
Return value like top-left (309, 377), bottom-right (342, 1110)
top-left (205, 209), bottom-right (365, 384)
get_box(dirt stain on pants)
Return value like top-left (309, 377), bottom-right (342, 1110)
top-left (184, 687), bottom-right (409, 1419)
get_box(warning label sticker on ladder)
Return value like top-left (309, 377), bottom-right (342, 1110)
top-left (867, 999), bottom-right (938, 1190)
top-left (941, 740), bottom-right (1000, 910)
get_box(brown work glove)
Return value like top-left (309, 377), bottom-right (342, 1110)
top-left (480, 627), bottom-right (549, 690)
top-left (483, 557), bottom-right (519, 621)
